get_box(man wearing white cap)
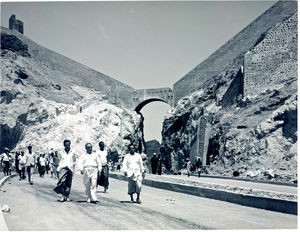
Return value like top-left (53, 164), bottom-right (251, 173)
top-left (150, 153), bottom-right (158, 174)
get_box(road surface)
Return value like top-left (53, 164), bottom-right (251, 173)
top-left (0, 174), bottom-right (297, 230)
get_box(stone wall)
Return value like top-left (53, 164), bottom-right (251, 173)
top-left (9, 15), bottom-right (24, 34)
top-left (244, 12), bottom-right (298, 97)
top-left (1, 27), bottom-right (135, 108)
top-left (173, 1), bottom-right (297, 105)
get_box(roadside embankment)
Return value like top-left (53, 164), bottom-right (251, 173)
top-left (110, 172), bottom-right (297, 215)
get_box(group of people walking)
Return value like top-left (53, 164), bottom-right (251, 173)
top-left (52, 140), bottom-right (145, 204)
top-left (1, 146), bottom-right (61, 184)
top-left (0, 140), bottom-right (111, 203)
top-left (52, 140), bottom-right (111, 203)
top-left (1, 140), bottom-right (146, 204)
top-left (185, 157), bottom-right (203, 177)
top-left (1, 140), bottom-right (203, 204)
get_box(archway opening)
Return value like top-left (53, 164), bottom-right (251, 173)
top-left (134, 98), bottom-right (167, 113)
top-left (139, 100), bottom-right (171, 143)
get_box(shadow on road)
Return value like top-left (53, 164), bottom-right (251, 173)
top-left (76, 200), bottom-right (98, 204)
top-left (120, 200), bottom-right (134, 204)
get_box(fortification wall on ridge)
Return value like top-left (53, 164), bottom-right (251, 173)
top-left (173, 1), bottom-right (297, 105)
top-left (244, 12), bottom-right (298, 97)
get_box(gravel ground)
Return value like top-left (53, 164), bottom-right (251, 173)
top-left (141, 173), bottom-right (297, 202)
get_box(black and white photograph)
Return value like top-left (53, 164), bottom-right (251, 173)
top-left (0, 0), bottom-right (298, 230)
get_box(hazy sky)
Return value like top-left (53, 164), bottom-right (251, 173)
top-left (1, 0), bottom-right (276, 142)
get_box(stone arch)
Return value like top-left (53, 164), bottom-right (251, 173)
top-left (133, 87), bottom-right (173, 112)
top-left (134, 98), bottom-right (168, 112)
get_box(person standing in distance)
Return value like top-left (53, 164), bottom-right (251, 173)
top-left (150, 153), bottom-right (158, 174)
top-left (54, 140), bottom-right (77, 202)
top-left (123, 144), bottom-right (145, 204)
top-left (25, 145), bottom-right (36, 185)
top-left (18, 151), bottom-right (26, 180)
top-left (52, 151), bottom-right (60, 179)
top-left (185, 158), bottom-right (193, 177)
top-left (0, 148), bottom-right (11, 176)
top-left (195, 157), bottom-right (203, 178)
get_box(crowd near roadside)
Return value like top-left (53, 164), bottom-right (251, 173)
top-left (0, 141), bottom-right (149, 204)
top-left (1, 140), bottom-right (204, 204)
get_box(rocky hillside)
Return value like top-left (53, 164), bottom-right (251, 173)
top-left (161, 3), bottom-right (297, 183)
top-left (0, 27), bottom-right (134, 106)
top-left (145, 140), bottom-right (161, 157)
top-left (0, 27), bottom-right (143, 154)
top-left (161, 76), bottom-right (297, 182)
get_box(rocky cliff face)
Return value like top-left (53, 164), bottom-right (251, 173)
top-left (161, 7), bottom-right (297, 182)
top-left (0, 28), bottom-right (143, 154)
top-left (161, 70), bottom-right (297, 182)
top-left (145, 140), bottom-right (161, 157)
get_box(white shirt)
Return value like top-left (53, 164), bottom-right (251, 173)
top-left (79, 152), bottom-right (102, 171)
top-left (57, 149), bottom-right (77, 172)
top-left (39, 157), bottom-right (46, 166)
top-left (123, 153), bottom-right (144, 178)
top-left (25, 152), bottom-right (36, 166)
top-left (0, 153), bottom-right (10, 162)
top-left (97, 150), bottom-right (108, 166)
top-left (18, 155), bottom-right (27, 165)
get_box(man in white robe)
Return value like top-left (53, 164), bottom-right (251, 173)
top-left (123, 144), bottom-right (145, 204)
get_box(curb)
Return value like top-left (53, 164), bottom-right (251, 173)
top-left (0, 174), bottom-right (16, 231)
top-left (197, 174), bottom-right (297, 187)
top-left (110, 173), bottom-right (297, 215)
top-left (0, 174), bottom-right (16, 188)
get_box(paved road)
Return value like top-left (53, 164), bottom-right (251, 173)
top-left (0, 174), bottom-right (297, 230)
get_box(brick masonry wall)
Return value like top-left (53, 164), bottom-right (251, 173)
top-left (244, 12), bottom-right (297, 97)
top-left (173, 1), bottom-right (297, 105)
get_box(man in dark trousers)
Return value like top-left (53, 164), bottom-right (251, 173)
top-left (15, 151), bottom-right (20, 178)
top-left (150, 153), bottom-right (158, 174)
top-left (157, 155), bottom-right (162, 175)
top-left (0, 148), bottom-right (11, 176)
top-left (97, 141), bottom-right (109, 193)
top-left (195, 157), bottom-right (203, 177)
top-left (25, 145), bottom-right (36, 185)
